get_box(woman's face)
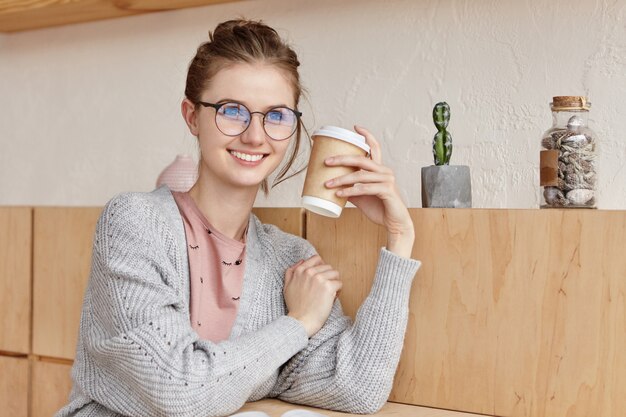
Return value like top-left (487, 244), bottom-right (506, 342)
top-left (184, 62), bottom-right (297, 192)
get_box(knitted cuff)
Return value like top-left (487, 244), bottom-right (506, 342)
top-left (369, 247), bottom-right (421, 302)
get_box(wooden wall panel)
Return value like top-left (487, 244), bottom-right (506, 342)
top-left (0, 0), bottom-right (138, 32)
top-left (0, 355), bottom-right (29, 417)
top-left (306, 208), bottom-right (626, 417)
top-left (305, 210), bottom-right (385, 319)
top-left (0, 207), bottom-right (32, 354)
top-left (33, 208), bottom-right (102, 360)
top-left (115, 0), bottom-right (237, 11)
top-left (0, 0), bottom-right (240, 32)
top-left (31, 359), bottom-right (74, 417)
top-left (252, 208), bottom-right (305, 238)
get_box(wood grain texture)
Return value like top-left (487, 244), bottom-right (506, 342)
top-left (0, 0), bottom-right (138, 32)
top-left (0, 207), bottom-right (32, 354)
top-left (113, 0), bottom-right (238, 11)
top-left (252, 208), bottom-right (305, 238)
top-left (305, 209), bottom-right (386, 319)
top-left (32, 207), bottom-right (102, 360)
top-left (237, 398), bottom-right (483, 417)
top-left (0, 0), bottom-right (239, 32)
top-left (306, 208), bottom-right (626, 417)
top-left (31, 358), bottom-right (73, 417)
top-left (0, 355), bottom-right (29, 417)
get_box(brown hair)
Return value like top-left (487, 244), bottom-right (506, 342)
top-left (185, 19), bottom-right (309, 194)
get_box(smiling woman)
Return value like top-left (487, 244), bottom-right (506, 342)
top-left (56, 19), bottom-right (421, 417)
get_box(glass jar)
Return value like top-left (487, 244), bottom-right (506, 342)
top-left (540, 96), bottom-right (598, 208)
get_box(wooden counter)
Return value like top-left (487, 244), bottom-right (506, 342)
top-left (237, 399), bottom-right (484, 417)
top-left (0, 206), bottom-right (624, 417)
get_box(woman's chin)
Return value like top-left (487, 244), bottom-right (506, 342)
top-left (228, 175), bottom-right (268, 190)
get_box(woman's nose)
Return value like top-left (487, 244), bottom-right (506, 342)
top-left (241, 114), bottom-right (266, 146)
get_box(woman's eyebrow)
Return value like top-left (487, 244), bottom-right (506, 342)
top-left (213, 97), bottom-right (241, 104)
top-left (214, 98), bottom-right (294, 110)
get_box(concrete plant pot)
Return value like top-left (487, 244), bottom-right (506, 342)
top-left (421, 165), bottom-right (472, 208)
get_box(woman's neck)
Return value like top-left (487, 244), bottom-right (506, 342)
top-left (187, 176), bottom-right (257, 242)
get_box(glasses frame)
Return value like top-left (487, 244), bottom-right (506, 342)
top-left (197, 100), bottom-right (302, 141)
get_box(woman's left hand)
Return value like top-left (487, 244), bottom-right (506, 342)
top-left (324, 126), bottom-right (415, 258)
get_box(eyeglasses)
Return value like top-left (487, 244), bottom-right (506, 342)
top-left (198, 101), bottom-right (302, 141)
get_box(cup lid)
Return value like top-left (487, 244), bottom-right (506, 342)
top-left (312, 126), bottom-right (371, 154)
top-left (301, 196), bottom-right (342, 218)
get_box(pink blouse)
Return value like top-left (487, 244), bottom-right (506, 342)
top-left (172, 191), bottom-right (246, 342)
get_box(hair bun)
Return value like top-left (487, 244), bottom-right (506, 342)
top-left (188, 18), bottom-right (301, 103)
top-left (210, 19), bottom-right (279, 43)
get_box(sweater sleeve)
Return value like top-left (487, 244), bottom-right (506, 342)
top-left (63, 194), bottom-right (309, 417)
top-left (270, 245), bottom-right (421, 414)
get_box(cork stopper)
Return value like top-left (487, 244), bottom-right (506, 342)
top-left (551, 96), bottom-right (590, 111)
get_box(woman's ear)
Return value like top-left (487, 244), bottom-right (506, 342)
top-left (181, 98), bottom-right (200, 136)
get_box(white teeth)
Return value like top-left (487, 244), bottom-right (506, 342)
top-left (230, 151), bottom-right (264, 162)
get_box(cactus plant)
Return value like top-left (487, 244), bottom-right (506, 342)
top-left (432, 102), bottom-right (452, 165)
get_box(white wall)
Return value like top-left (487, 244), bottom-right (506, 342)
top-left (1, 0), bottom-right (625, 208)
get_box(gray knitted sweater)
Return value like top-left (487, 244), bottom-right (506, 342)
top-left (56, 185), bottom-right (420, 417)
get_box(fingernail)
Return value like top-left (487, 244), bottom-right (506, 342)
top-left (325, 157), bottom-right (334, 164)
top-left (325, 179), bottom-right (334, 186)
top-left (336, 189), bottom-right (344, 196)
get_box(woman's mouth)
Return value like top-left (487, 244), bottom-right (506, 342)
top-left (229, 150), bottom-right (267, 164)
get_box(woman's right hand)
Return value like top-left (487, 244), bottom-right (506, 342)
top-left (284, 255), bottom-right (343, 338)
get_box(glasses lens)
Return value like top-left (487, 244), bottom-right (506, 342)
top-left (215, 102), bottom-right (250, 136)
top-left (264, 107), bottom-right (298, 140)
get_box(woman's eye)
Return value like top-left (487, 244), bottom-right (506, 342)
top-left (222, 105), bottom-right (241, 117)
top-left (266, 111), bottom-right (283, 122)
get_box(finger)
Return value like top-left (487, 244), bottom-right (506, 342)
top-left (326, 279), bottom-right (343, 294)
top-left (288, 259), bottom-right (305, 270)
top-left (295, 255), bottom-right (325, 272)
top-left (313, 268), bottom-right (340, 281)
top-left (303, 264), bottom-right (335, 277)
top-left (286, 259), bottom-right (304, 275)
top-left (336, 182), bottom-right (395, 199)
top-left (285, 259), bottom-right (304, 285)
top-left (325, 154), bottom-right (391, 174)
top-left (325, 170), bottom-right (394, 189)
top-left (354, 125), bottom-right (383, 164)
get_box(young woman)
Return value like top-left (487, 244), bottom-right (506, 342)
top-left (57, 19), bottom-right (420, 417)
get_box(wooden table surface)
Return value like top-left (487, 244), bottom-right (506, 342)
top-left (236, 399), bottom-right (485, 416)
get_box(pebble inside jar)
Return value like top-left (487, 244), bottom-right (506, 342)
top-left (540, 96), bottom-right (598, 208)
